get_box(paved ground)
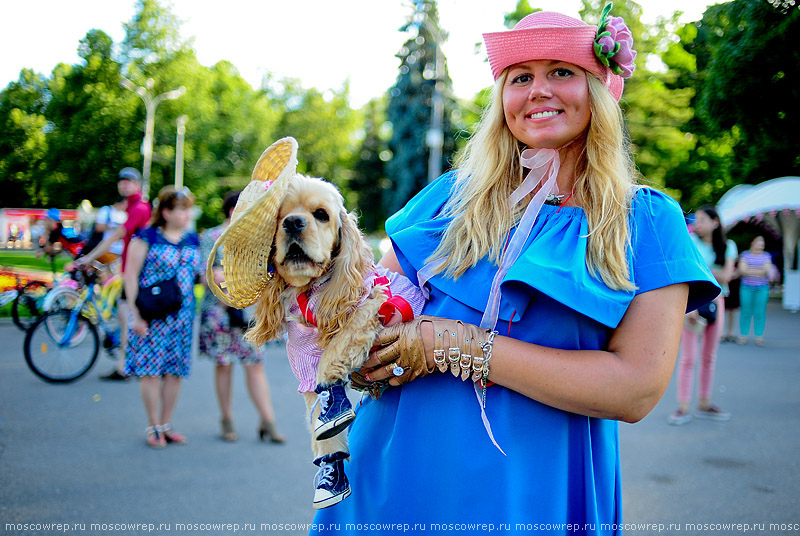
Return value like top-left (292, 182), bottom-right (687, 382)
top-left (0, 301), bottom-right (798, 535)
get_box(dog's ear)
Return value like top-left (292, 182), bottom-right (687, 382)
top-left (315, 210), bottom-right (374, 347)
top-left (245, 276), bottom-right (288, 346)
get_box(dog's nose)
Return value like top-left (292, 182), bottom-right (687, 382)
top-left (283, 215), bottom-right (307, 235)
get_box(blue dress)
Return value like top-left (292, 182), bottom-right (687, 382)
top-left (312, 172), bottom-right (719, 535)
top-left (125, 226), bottom-right (201, 378)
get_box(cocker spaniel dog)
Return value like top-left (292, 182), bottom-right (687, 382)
top-left (245, 174), bottom-right (425, 508)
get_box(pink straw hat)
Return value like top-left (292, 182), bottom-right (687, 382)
top-left (483, 10), bottom-right (634, 101)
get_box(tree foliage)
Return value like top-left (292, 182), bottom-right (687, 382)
top-left (2, 0), bottom-right (797, 230)
top-left (692, 0), bottom-right (799, 184)
top-left (661, 0), bottom-right (799, 208)
top-left (0, 70), bottom-right (50, 207)
top-left (44, 29), bottom-right (138, 207)
top-left (349, 98), bottom-right (392, 232)
top-left (385, 0), bottom-right (458, 216)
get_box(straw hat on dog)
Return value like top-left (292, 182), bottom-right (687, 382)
top-left (206, 137), bottom-right (298, 308)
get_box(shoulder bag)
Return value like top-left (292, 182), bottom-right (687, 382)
top-left (134, 228), bottom-right (184, 322)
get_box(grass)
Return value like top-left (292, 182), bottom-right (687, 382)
top-left (0, 250), bottom-right (70, 274)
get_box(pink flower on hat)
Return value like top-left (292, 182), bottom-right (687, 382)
top-left (594, 4), bottom-right (637, 78)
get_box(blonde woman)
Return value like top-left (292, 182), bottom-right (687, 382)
top-left (314, 7), bottom-right (719, 534)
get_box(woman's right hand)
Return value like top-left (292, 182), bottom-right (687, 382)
top-left (357, 316), bottom-right (492, 387)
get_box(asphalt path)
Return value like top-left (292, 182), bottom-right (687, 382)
top-left (1, 301), bottom-right (798, 536)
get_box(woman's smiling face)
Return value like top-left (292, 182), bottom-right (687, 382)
top-left (502, 60), bottom-right (592, 149)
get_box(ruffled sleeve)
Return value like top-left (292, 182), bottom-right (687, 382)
top-left (629, 187), bottom-right (720, 313)
top-left (384, 172), bottom-right (456, 286)
top-left (386, 175), bottom-right (720, 330)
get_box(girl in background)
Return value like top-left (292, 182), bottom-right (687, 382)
top-left (668, 205), bottom-right (736, 425)
top-left (199, 190), bottom-right (285, 443)
top-left (738, 235), bottom-right (772, 346)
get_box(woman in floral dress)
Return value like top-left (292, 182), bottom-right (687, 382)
top-left (199, 190), bottom-right (284, 443)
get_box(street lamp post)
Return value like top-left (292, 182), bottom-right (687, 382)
top-left (175, 115), bottom-right (188, 189)
top-left (415, 14), bottom-right (445, 183)
top-left (427, 40), bottom-right (445, 183)
top-left (120, 77), bottom-right (185, 200)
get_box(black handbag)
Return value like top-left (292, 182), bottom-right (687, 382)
top-left (697, 300), bottom-right (717, 324)
top-left (135, 275), bottom-right (182, 322)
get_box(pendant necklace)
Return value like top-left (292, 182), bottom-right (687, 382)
top-left (544, 191), bottom-right (573, 206)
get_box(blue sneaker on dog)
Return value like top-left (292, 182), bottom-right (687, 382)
top-left (313, 452), bottom-right (351, 509)
top-left (313, 381), bottom-right (355, 440)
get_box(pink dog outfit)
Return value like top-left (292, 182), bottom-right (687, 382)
top-left (285, 264), bottom-right (426, 393)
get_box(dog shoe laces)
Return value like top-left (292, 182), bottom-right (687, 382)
top-left (309, 390), bottom-right (331, 424)
top-left (314, 460), bottom-right (335, 487)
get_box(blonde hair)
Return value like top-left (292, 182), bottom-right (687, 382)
top-left (428, 72), bottom-right (637, 291)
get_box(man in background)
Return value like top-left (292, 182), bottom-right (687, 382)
top-left (77, 168), bottom-right (151, 380)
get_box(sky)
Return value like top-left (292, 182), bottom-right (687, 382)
top-left (1, 0), bottom-right (720, 108)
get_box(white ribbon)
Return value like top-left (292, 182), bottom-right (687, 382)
top-left (415, 149), bottom-right (561, 455)
top-left (480, 148), bottom-right (560, 331)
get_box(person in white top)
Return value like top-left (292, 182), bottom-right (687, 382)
top-left (94, 197), bottom-right (128, 257)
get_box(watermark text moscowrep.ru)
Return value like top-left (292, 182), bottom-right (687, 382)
top-left (5, 521), bottom-right (800, 533)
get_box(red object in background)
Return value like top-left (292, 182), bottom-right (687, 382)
top-left (4, 208), bottom-right (79, 220)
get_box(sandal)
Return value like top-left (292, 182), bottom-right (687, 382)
top-left (258, 419), bottom-right (286, 443)
top-left (221, 417), bottom-right (238, 442)
top-left (159, 424), bottom-right (188, 445)
top-left (146, 426), bottom-right (166, 449)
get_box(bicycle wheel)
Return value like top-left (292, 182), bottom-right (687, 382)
top-left (42, 306), bottom-right (92, 346)
top-left (43, 285), bottom-right (80, 314)
top-left (24, 310), bottom-right (99, 383)
top-left (12, 280), bottom-right (49, 331)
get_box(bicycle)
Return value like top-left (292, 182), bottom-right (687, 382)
top-left (10, 254), bottom-right (62, 331)
top-left (23, 266), bottom-right (122, 383)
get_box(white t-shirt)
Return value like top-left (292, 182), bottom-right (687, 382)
top-left (95, 205), bottom-right (128, 255)
top-left (690, 234), bottom-right (737, 295)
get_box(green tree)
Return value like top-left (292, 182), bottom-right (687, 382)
top-left (121, 0), bottom-right (185, 73)
top-left (385, 0), bottom-right (458, 215)
top-left (579, 0), bottom-right (695, 192)
top-left (272, 79), bottom-right (359, 191)
top-left (44, 29), bottom-right (139, 207)
top-left (661, 18), bottom-right (739, 208)
top-left (0, 0), bottom-right (365, 222)
top-left (505, 0), bottom-right (536, 27)
top-left (183, 60), bottom-right (282, 228)
top-left (0, 70), bottom-right (50, 206)
top-left (349, 98), bottom-right (391, 232)
top-left (693, 0), bottom-right (799, 184)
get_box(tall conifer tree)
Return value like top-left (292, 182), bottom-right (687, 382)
top-left (385, 0), bottom-right (457, 215)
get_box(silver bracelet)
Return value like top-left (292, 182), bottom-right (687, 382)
top-left (476, 330), bottom-right (498, 389)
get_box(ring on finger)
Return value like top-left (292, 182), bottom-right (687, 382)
top-left (387, 362), bottom-right (405, 377)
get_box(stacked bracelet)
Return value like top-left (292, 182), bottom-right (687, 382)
top-left (431, 325), bottom-right (497, 386)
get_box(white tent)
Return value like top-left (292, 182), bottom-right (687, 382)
top-left (717, 177), bottom-right (800, 311)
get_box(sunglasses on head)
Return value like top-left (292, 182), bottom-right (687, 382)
top-left (173, 187), bottom-right (191, 199)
